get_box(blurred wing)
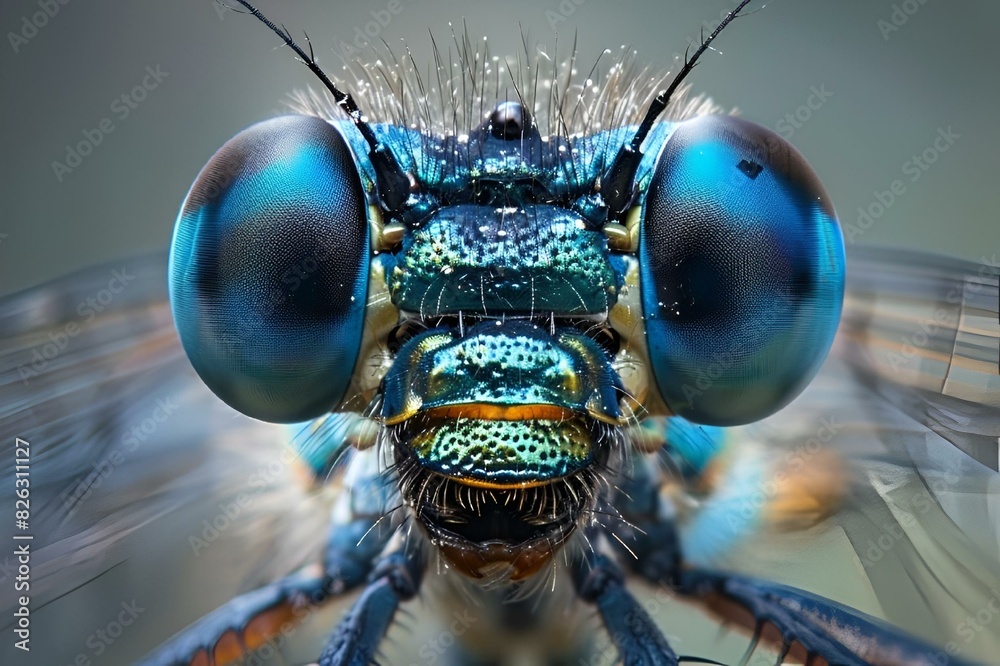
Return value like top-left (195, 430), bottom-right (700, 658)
top-left (829, 247), bottom-right (1000, 653)
top-left (840, 246), bottom-right (999, 461)
top-left (0, 256), bottom-right (333, 664)
top-left (679, 246), bottom-right (1000, 661)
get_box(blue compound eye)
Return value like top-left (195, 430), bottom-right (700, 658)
top-left (169, 115), bottom-right (370, 423)
top-left (640, 114), bottom-right (845, 426)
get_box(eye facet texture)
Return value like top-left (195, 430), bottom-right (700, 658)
top-left (170, 115), bottom-right (369, 422)
top-left (640, 114), bottom-right (845, 426)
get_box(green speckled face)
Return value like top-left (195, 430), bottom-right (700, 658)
top-left (384, 320), bottom-right (622, 484)
top-left (366, 102), bottom-right (638, 581)
top-left (383, 319), bottom-right (623, 579)
top-left (384, 321), bottom-right (622, 428)
top-left (405, 417), bottom-right (592, 485)
top-left (386, 205), bottom-right (622, 316)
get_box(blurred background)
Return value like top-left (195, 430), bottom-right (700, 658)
top-left (1, 0), bottom-right (998, 296)
top-left (1, 1), bottom-right (998, 665)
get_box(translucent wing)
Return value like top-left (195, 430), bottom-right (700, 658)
top-left (828, 247), bottom-right (999, 653)
top-left (677, 246), bottom-right (1000, 662)
top-left (0, 257), bottom-right (334, 665)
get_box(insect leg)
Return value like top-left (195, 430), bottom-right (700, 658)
top-left (604, 449), bottom-right (683, 584)
top-left (675, 570), bottom-right (982, 666)
top-left (571, 547), bottom-right (680, 666)
top-left (318, 548), bottom-right (426, 666)
top-left (140, 449), bottom-right (397, 666)
top-left (607, 453), bottom-right (975, 665)
top-left (137, 514), bottom-right (390, 666)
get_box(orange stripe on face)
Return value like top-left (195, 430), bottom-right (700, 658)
top-left (446, 475), bottom-right (554, 490)
top-left (423, 403), bottom-right (576, 421)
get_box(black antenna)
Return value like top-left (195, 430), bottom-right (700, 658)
top-left (601, 0), bottom-right (756, 215)
top-left (225, 0), bottom-right (412, 212)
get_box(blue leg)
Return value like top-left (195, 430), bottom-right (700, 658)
top-left (606, 452), bottom-right (682, 584)
top-left (139, 517), bottom-right (391, 666)
top-left (141, 451), bottom-right (396, 666)
top-left (571, 546), bottom-right (679, 666)
top-left (318, 549), bottom-right (426, 666)
top-left (677, 570), bottom-right (980, 666)
top-left (608, 455), bottom-right (978, 666)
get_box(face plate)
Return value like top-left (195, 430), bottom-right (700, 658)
top-left (349, 114), bottom-right (649, 578)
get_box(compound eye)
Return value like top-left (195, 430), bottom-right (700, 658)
top-left (640, 114), bottom-right (845, 426)
top-left (170, 115), bottom-right (369, 423)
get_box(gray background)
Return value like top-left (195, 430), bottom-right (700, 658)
top-left (1, 1), bottom-right (999, 664)
top-left (0, 0), bottom-right (998, 296)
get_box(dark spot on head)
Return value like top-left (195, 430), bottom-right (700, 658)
top-left (737, 159), bottom-right (763, 179)
top-left (788, 266), bottom-right (814, 298)
top-left (489, 101), bottom-right (531, 141)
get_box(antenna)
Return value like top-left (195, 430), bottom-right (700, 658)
top-left (225, 0), bottom-right (412, 212)
top-left (601, 0), bottom-right (756, 215)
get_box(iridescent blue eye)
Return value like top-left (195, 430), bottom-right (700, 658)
top-left (640, 114), bottom-right (845, 426)
top-left (169, 115), bottom-right (370, 423)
